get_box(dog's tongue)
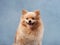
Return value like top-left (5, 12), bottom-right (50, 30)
top-left (29, 23), bottom-right (34, 28)
top-left (27, 22), bottom-right (34, 28)
top-left (29, 25), bottom-right (33, 28)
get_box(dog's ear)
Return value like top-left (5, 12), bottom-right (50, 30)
top-left (22, 9), bottom-right (28, 15)
top-left (34, 10), bottom-right (40, 16)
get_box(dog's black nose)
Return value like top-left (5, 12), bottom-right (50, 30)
top-left (29, 20), bottom-right (31, 23)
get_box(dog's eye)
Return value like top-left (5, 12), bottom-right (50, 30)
top-left (32, 17), bottom-right (35, 20)
top-left (26, 18), bottom-right (28, 20)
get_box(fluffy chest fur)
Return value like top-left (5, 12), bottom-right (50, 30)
top-left (17, 27), bottom-right (42, 45)
top-left (20, 28), bottom-right (40, 40)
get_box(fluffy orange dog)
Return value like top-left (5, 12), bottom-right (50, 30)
top-left (13, 9), bottom-right (44, 45)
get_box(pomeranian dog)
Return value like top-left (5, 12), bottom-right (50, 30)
top-left (13, 9), bottom-right (44, 45)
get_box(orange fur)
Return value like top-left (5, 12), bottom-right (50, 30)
top-left (13, 9), bottom-right (44, 45)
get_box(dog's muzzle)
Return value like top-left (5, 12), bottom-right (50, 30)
top-left (27, 20), bottom-right (35, 25)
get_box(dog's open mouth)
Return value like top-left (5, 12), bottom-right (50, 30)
top-left (28, 23), bottom-right (34, 25)
top-left (26, 22), bottom-right (35, 25)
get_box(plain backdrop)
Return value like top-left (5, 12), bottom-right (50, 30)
top-left (0, 0), bottom-right (60, 45)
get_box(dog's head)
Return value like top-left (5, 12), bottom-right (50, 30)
top-left (21, 9), bottom-right (41, 28)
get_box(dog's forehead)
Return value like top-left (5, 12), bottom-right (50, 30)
top-left (26, 12), bottom-right (36, 16)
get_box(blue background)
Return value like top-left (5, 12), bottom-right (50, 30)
top-left (0, 0), bottom-right (60, 45)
